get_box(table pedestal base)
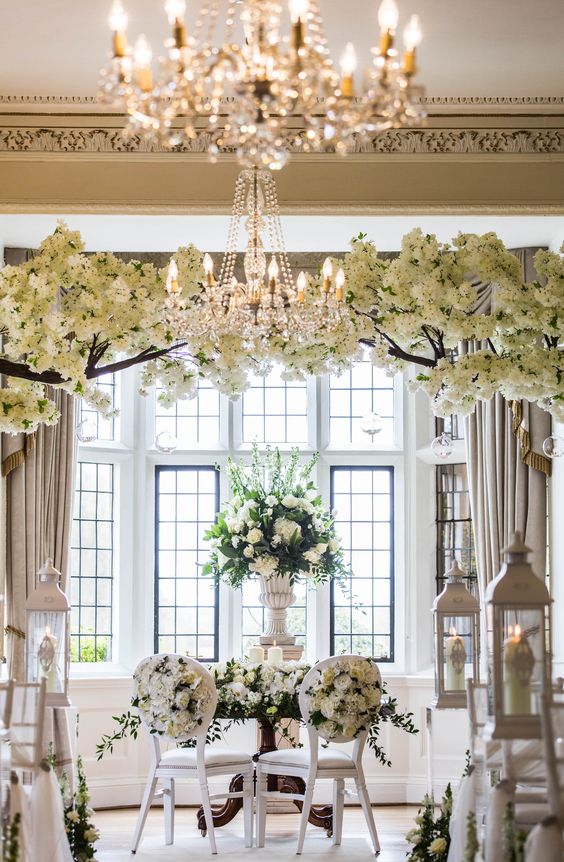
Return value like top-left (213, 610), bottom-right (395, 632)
top-left (196, 720), bottom-right (333, 836)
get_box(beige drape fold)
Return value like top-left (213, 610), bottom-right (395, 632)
top-left (2, 388), bottom-right (76, 680)
top-left (1, 386), bottom-right (76, 774)
top-left (464, 248), bottom-right (550, 598)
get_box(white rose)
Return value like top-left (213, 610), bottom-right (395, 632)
top-left (247, 527), bottom-right (263, 544)
top-left (328, 538), bottom-right (340, 553)
top-left (243, 545), bottom-right (255, 558)
top-left (281, 495), bottom-right (298, 508)
top-left (265, 495), bottom-right (278, 507)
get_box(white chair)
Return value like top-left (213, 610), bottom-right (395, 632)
top-left (256, 655), bottom-right (381, 856)
top-left (9, 679), bottom-right (46, 775)
top-left (541, 694), bottom-right (564, 826)
top-left (131, 654), bottom-right (253, 855)
top-left (0, 679), bottom-right (15, 729)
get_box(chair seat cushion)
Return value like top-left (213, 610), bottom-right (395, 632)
top-left (159, 747), bottom-right (252, 769)
top-left (258, 747), bottom-right (354, 771)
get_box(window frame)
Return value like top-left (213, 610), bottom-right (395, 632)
top-left (329, 464), bottom-right (396, 662)
top-left (71, 364), bottom-right (407, 675)
top-left (154, 463), bottom-right (221, 663)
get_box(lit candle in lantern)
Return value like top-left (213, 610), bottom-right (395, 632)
top-left (267, 642), bottom-right (283, 667)
top-left (203, 253), bottom-right (214, 287)
top-left (503, 624), bottom-right (535, 715)
top-left (248, 646), bottom-right (265, 664)
top-left (41, 626), bottom-right (59, 693)
top-left (445, 626), bottom-right (466, 691)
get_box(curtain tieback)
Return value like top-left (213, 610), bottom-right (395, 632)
top-left (509, 400), bottom-right (551, 478)
top-left (1, 433), bottom-right (36, 477)
top-left (5, 625), bottom-right (25, 639)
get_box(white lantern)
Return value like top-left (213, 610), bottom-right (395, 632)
top-left (25, 559), bottom-right (71, 707)
top-left (484, 532), bottom-right (551, 740)
top-left (432, 560), bottom-right (480, 708)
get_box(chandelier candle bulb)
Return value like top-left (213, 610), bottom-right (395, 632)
top-left (268, 256), bottom-right (279, 290)
top-left (378, 0), bottom-right (399, 54)
top-left (402, 14), bottom-right (422, 76)
top-left (339, 43), bottom-right (357, 97)
top-left (267, 642), bottom-right (283, 667)
top-left (203, 253), bottom-right (215, 286)
top-left (133, 35), bottom-right (153, 91)
top-left (335, 267), bottom-right (345, 302)
top-left (166, 258), bottom-right (181, 295)
top-left (109, 0), bottom-right (128, 57)
top-left (503, 624), bottom-right (534, 716)
top-left (297, 270), bottom-right (307, 302)
top-left (322, 257), bottom-right (333, 292)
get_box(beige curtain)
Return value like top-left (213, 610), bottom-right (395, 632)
top-left (1, 387), bottom-right (76, 773)
top-left (2, 388), bottom-right (76, 678)
top-left (464, 248), bottom-right (551, 598)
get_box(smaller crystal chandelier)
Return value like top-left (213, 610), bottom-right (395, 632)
top-left (99, 0), bottom-right (426, 169)
top-left (164, 167), bottom-right (346, 347)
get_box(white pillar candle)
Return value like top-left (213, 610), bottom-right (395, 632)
top-left (445, 627), bottom-right (466, 691)
top-left (267, 643), bottom-right (283, 667)
top-left (248, 646), bottom-right (265, 664)
top-left (503, 624), bottom-right (534, 716)
top-left (43, 627), bottom-right (59, 693)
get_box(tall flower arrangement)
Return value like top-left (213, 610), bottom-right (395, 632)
top-left (203, 446), bottom-right (347, 588)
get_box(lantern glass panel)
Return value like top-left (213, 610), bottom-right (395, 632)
top-left (26, 610), bottom-right (68, 696)
top-left (498, 607), bottom-right (545, 718)
top-left (441, 613), bottom-right (474, 692)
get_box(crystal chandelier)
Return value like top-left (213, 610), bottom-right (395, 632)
top-left (99, 0), bottom-right (426, 169)
top-left (164, 167), bottom-right (346, 346)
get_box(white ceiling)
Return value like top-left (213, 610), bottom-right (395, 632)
top-left (1, 0), bottom-right (563, 99)
top-left (1, 214), bottom-right (563, 253)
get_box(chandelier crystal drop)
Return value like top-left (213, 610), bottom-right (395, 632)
top-left (164, 167), bottom-right (347, 347)
top-left (99, 0), bottom-right (426, 169)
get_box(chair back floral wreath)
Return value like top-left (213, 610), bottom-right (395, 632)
top-left (300, 655), bottom-right (382, 742)
top-left (133, 654), bottom-right (217, 741)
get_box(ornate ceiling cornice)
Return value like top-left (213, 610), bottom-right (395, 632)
top-left (1, 94), bottom-right (563, 114)
top-left (0, 125), bottom-right (562, 156)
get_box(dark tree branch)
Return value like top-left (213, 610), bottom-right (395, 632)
top-left (0, 342), bottom-right (190, 386)
top-left (0, 358), bottom-right (66, 385)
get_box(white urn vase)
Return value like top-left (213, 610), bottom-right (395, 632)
top-left (258, 573), bottom-right (296, 645)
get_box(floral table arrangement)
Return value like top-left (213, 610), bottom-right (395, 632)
top-left (203, 445), bottom-right (347, 643)
top-left (97, 657), bottom-right (417, 768)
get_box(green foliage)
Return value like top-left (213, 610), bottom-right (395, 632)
top-left (464, 811), bottom-right (480, 862)
top-left (503, 802), bottom-right (526, 862)
top-left (1, 813), bottom-right (21, 862)
top-left (96, 710), bottom-right (141, 760)
top-left (45, 747), bottom-right (99, 861)
top-left (368, 691), bottom-right (418, 767)
top-left (405, 784), bottom-right (453, 861)
top-left (71, 633), bottom-right (108, 663)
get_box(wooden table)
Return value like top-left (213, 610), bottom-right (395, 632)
top-left (196, 718), bottom-right (333, 836)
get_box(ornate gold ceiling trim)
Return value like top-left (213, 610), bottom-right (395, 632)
top-left (0, 125), bottom-right (563, 156)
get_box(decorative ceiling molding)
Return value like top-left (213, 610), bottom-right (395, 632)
top-left (0, 125), bottom-right (563, 156)
top-left (1, 94), bottom-right (564, 115)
